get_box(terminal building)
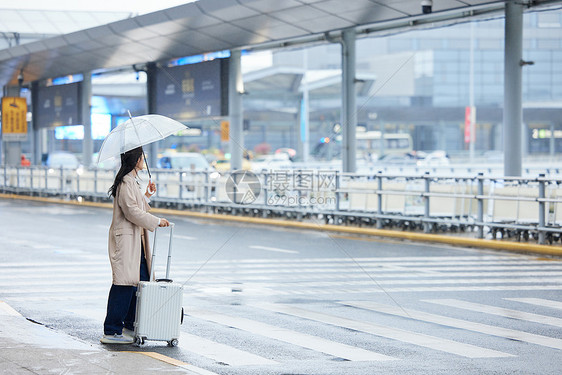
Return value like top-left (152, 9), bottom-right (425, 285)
top-left (0, 1), bottom-right (561, 171)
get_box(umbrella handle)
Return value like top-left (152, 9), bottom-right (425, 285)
top-left (148, 178), bottom-right (156, 195)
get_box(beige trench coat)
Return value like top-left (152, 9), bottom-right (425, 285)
top-left (108, 171), bottom-right (160, 286)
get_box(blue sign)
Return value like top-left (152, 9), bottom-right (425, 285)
top-left (155, 58), bottom-right (228, 121)
top-left (36, 82), bottom-right (81, 129)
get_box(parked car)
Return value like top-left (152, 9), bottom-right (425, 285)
top-left (92, 152), bottom-right (119, 170)
top-left (156, 152), bottom-right (219, 198)
top-left (375, 153), bottom-right (417, 166)
top-left (251, 153), bottom-right (293, 172)
top-left (46, 152), bottom-right (80, 170)
top-left (417, 151), bottom-right (450, 167)
top-left (212, 158), bottom-right (252, 173)
top-left (44, 152), bottom-right (83, 191)
top-left (158, 152), bottom-right (211, 170)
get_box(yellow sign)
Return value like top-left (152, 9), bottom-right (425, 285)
top-left (220, 120), bottom-right (229, 142)
top-left (2, 97), bottom-right (28, 141)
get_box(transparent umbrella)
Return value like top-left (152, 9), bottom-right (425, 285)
top-left (97, 113), bottom-right (187, 178)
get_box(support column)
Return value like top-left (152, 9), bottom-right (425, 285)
top-left (469, 21), bottom-right (476, 162)
top-left (301, 49), bottom-right (310, 163)
top-left (31, 81), bottom-right (41, 165)
top-left (146, 62), bottom-right (159, 168)
top-left (81, 72), bottom-right (93, 168)
top-left (342, 29), bottom-right (357, 173)
top-left (503, 0), bottom-right (524, 177)
top-left (229, 50), bottom-right (244, 171)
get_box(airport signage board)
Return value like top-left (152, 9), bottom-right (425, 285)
top-left (1, 97), bottom-right (28, 141)
top-left (36, 82), bottom-right (82, 129)
top-left (155, 58), bottom-right (228, 121)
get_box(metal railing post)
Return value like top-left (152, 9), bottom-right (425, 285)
top-left (377, 171), bottom-right (383, 229)
top-left (16, 167), bottom-right (20, 190)
top-left (94, 169), bottom-right (98, 195)
top-left (76, 170), bottom-right (80, 194)
top-left (59, 167), bottom-right (64, 194)
top-left (30, 167), bottom-right (34, 191)
top-left (423, 172), bottom-right (431, 233)
top-left (538, 173), bottom-right (546, 245)
top-left (335, 171), bottom-right (341, 212)
top-left (44, 167), bottom-right (48, 191)
top-left (263, 172), bottom-right (269, 207)
top-left (477, 173), bottom-right (484, 239)
top-left (155, 171), bottom-right (160, 198)
top-left (179, 172), bottom-right (183, 200)
top-left (204, 171), bottom-right (209, 203)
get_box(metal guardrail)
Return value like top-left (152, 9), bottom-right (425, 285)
top-left (1, 165), bottom-right (561, 245)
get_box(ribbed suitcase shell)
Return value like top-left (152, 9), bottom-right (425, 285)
top-left (135, 281), bottom-right (183, 342)
top-left (134, 224), bottom-right (183, 345)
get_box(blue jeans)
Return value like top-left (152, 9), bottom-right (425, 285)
top-left (103, 250), bottom-right (149, 335)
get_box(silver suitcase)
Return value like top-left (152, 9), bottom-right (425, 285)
top-left (134, 223), bottom-right (184, 346)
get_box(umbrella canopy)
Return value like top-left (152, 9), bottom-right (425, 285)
top-left (97, 114), bottom-right (187, 164)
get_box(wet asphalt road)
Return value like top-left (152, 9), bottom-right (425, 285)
top-left (1, 198), bottom-right (562, 375)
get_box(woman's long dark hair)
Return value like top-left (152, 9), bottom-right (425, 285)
top-left (108, 147), bottom-right (144, 198)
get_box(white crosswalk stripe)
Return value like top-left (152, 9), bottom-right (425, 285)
top-left (504, 297), bottom-right (562, 310)
top-left (180, 332), bottom-right (279, 366)
top-left (423, 299), bottom-right (562, 328)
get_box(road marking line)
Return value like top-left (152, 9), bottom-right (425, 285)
top-left (130, 351), bottom-right (220, 374)
top-left (5, 270), bottom-right (562, 282)
top-left (184, 277), bottom-right (562, 290)
top-left (175, 235), bottom-right (197, 240)
top-left (180, 332), bottom-right (278, 366)
top-left (129, 265), bottom-right (562, 277)
top-left (0, 301), bottom-right (22, 317)
top-left (130, 351), bottom-right (189, 366)
top-left (340, 300), bottom-right (562, 351)
top-left (4, 284), bottom-right (562, 297)
top-left (196, 271), bottom-right (562, 282)
top-left (424, 299), bottom-right (562, 328)
top-left (253, 303), bottom-right (512, 358)
top-left (249, 245), bottom-right (299, 254)
top-left (187, 308), bottom-right (395, 361)
top-left (505, 298), bottom-right (562, 310)
top-left (0, 255), bottom-right (538, 268)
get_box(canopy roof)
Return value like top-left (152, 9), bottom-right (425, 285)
top-left (0, 0), bottom-right (558, 87)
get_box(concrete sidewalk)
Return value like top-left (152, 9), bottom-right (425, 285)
top-left (0, 301), bottom-right (214, 375)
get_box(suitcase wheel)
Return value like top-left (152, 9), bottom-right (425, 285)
top-left (135, 336), bottom-right (145, 346)
top-left (167, 339), bottom-right (178, 347)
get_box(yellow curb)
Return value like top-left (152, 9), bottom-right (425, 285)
top-left (127, 351), bottom-right (189, 367)
top-left (2, 193), bottom-right (561, 256)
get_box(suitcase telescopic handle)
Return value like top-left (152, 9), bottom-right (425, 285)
top-left (151, 222), bottom-right (175, 282)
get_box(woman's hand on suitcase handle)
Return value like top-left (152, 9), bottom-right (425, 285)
top-left (159, 218), bottom-right (170, 227)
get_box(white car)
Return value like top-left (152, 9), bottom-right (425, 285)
top-left (417, 151), bottom-right (450, 167)
top-left (156, 153), bottom-right (220, 198)
top-left (251, 154), bottom-right (292, 172)
top-left (46, 152), bottom-right (80, 169)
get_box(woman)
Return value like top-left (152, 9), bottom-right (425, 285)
top-left (101, 147), bottom-right (170, 344)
